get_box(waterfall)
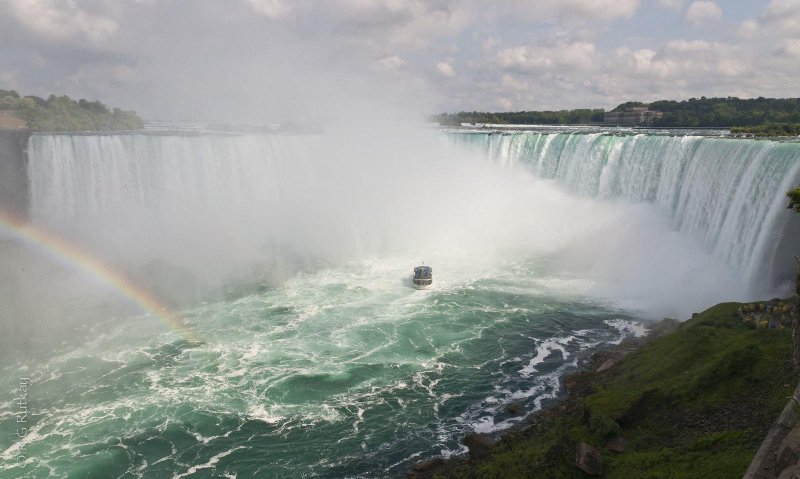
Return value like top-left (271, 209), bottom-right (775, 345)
top-left (26, 133), bottom-right (318, 225)
top-left (452, 132), bottom-right (800, 291)
top-left (23, 131), bottom-right (800, 294)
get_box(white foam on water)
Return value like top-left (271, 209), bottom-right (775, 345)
top-left (605, 318), bottom-right (649, 344)
top-left (519, 336), bottom-right (573, 376)
top-left (173, 446), bottom-right (246, 479)
top-left (244, 404), bottom-right (284, 425)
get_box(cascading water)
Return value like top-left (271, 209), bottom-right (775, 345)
top-left (27, 133), bottom-right (317, 223)
top-left (2, 128), bottom-right (799, 478)
top-left (452, 132), bottom-right (800, 292)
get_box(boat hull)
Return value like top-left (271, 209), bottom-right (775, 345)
top-left (413, 279), bottom-right (432, 290)
top-left (412, 265), bottom-right (432, 290)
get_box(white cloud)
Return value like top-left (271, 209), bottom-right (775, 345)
top-left (374, 55), bottom-right (406, 72)
top-left (500, 74), bottom-right (528, 92)
top-left (685, 1), bottom-right (722, 26)
top-left (782, 38), bottom-right (800, 59)
top-left (614, 40), bottom-right (748, 80)
top-left (436, 61), bottom-right (457, 78)
top-left (760, 0), bottom-right (800, 34)
top-left (482, 37), bottom-right (501, 53)
top-left (243, 0), bottom-right (475, 50)
top-left (738, 19), bottom-right (759, 38)
top-left (5, 0), bottom-right (118, 42)
top-left (658, 0), bottom-right (685, 10)
top-left (246, 0), bottom-right (292, 18)
top-left (497, 42), bottom-right (597, 73)
top-left (618, 47), bottom-right (672, 78)
top-left (497, 47), bottom-right (530, 70)
top-left (507, 0), bottom-right (641, 21)
top-left (733, 1), bottom-right (800, 60)
top-left (496, 97), bottom-right (513, 110)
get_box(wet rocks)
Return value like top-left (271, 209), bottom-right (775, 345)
top-left (605, 436), bottom-right (627, 453)
top-left (412, 457), bottom-right (445, 473)
top-left (505, 402), bottom-right (525, 416)
top-left (575, 442), bottom-right (603, 476)
top-left (464, 433), bottom-right (496, 460)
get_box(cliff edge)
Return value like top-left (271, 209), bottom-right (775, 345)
top-left (0, 129), bottom-right (32, 219)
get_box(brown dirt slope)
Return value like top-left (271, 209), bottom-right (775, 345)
top-left (0, 110), bottom-right (28, 129)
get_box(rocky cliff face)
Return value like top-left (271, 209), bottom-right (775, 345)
top-left (0, 129), bottom-right (31, 219)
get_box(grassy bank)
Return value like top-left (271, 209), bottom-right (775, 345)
top-left (413, 302), bottom-right (795, 478)
top-left (731, 123), bottom-right (800, 137)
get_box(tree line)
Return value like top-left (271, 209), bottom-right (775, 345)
top-left (434, 97), bottom-right (800, 130)
top-left (434, 109), bottom-right (605, 126)
top-left (0, 89), bottom-right (144, 131)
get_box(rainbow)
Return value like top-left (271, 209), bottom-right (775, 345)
top-left (0, 210), bottom-right (199, 342)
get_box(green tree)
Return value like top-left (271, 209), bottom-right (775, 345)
top-left (0, 89), bottom-right (144, 131)
top-left (789, 187), bottom-right (800, 214)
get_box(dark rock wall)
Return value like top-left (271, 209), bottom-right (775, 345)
top-left (0, 129), bottom-right (31, 219)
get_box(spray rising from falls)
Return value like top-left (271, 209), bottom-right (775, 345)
top-left (23, 130), bottom-right (800, 315)
top-left (452, 132), bottom-right (800, 293)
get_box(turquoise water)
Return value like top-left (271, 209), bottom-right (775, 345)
top-left (0, 255), bottom-right (645, 478)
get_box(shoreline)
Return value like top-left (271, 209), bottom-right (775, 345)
top-left (407, 302), bottom-right (796, 478)
top-left (406, 318), bottom-right (680, 479)
top-left (407, 317), bottom-right (679, 478)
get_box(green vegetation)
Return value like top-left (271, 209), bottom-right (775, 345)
top-left (0, 89), bottom-right (144, 131)
top-left (434, 97), bottom-right (800, 133)
top-left (730, 124), bottom-right (800, 137)
top-left (587, 413), bottom-right (620, 442)
top-left (788, 187), bottom-right (800, 214)
top-left (433, 109), bottom-right (605, 126)
top-left (416, 303), bottom-right (795, 478)
top-left (647, 97), bottom-right (800, 127)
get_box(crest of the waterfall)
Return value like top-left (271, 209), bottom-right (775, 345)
top-left (455, 131), bottom-right (800, 294)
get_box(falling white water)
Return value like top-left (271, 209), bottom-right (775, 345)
top-left (452, 132), bottom-right (800, 292)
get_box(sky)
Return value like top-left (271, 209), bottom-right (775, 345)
top-left (0, 0), bottom-right (798, 121)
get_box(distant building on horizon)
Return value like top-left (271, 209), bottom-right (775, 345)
top-left (604, 107), bottom-right (663, 126)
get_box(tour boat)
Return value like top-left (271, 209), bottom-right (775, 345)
top-left (413, 265), bottom-right (433, 290)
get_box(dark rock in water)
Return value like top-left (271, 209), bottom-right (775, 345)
top-left (596, 357), bottom-right (619, 373)
top-left (564, 374), bottom-right (580, 392)
top-left (575, 442), bottom-right (603, 476)
top-left (605, 436), bottom-right (627, 453)
top-left (464, 433), bottom-right (495, 459)
top-left (412, 457), bottom-right (444, 473)
top-left (505, 402), bottom-right (525, 416)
